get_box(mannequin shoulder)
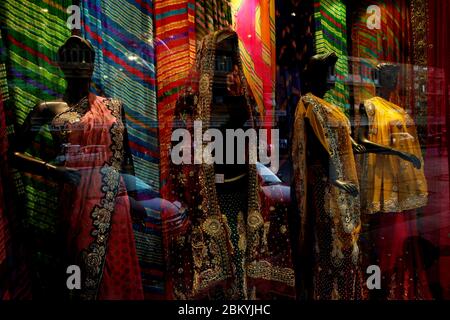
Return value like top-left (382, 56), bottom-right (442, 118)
top-left (33, 100), bottom-right (69, 119)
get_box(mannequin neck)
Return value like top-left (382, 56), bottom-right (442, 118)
top-left (376, 86), bottom-right (393, 100)
top-left (64, 78), bottom-right (91, 105)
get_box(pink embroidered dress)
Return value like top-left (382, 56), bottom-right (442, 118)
top-left (52, 93), bottom-right (143, 300)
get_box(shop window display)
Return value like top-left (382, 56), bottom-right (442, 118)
top-left (0, 0), bottom-right (448, 301)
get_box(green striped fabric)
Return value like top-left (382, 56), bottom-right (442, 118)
top-left (0, 34), bottom-right (8, 103)
top-left (314, 0), bottom-right (350, 111)
top-left (196, 0), bottom-right (232, 44)
top-left (0, 0), bottom-right (71, 234)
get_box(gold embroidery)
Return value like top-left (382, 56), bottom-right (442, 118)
top-left (80, 98), bottom-right (125, 300)
top-left (247, 261), bottom-right (295, 287)
top-left (199, 74), bottom-right (210, 97)
top-left (367, 193), bottom-right (428, 213)
top-left (202, 217), bottom-right (223, 236)
top-left (411, 0), bottom-right (428, 66)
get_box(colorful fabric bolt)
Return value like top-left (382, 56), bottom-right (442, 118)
top-left (231, 0), bottom-right (276, 127)
top-left (79, 0), bottom-right (160, 192)
top-left (154, 0), bottom-right (196, 198)
top-left (0, 0), bottom-right (70, 237)
top-left (196, 0), bottom-right (232, 44)
top-left (0, 0), bottom-right (71, 299)
top-left (313, 0), bottom-right (349, 110)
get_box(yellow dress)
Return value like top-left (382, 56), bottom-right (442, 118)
top-left (359, 96), bottom-right (428, 214)
top-left (292, 93), bottom-right (363, 299)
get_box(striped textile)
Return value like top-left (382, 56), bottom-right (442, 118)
top-left (350, 0), bottom-right (413, 110)
top-left (153, 2), bottom-right (196, 298)
top-left (231, 0), bottom-right (276, 128)
top-left (313, 0), bottom-right (350, 110)
top-left (80, 0), bottom-right (160, 192)
top-left (154, 0), bottom-right (196, 198)
top-left (0, 0), bottom-right (70, 235)
top-left (196, 0), bottom-right (232, 44)
top-left (0, 0), bottom-right (70, 299)
top-left (0, 33), bottom-right (8, 102)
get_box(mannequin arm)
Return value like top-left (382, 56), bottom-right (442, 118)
top-left (357, 104), bottom-right (421, 169)
top-left (329, 160), bottom-right (359, 197)
top-left (11, 102), bottom-right (81, 184)
top-left (351, 136), bottom-right (366, 154)
top-left (305, 118), bottom-right (359, 196)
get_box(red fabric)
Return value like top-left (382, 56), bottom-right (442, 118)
top-left (62, 94), bottom-right (143, 299)
top-left (370, 211), bottom-right (432, 300)
top-left (426, 0), bottom-right (450, 299)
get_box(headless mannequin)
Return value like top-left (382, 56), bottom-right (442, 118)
top-left (303, 52), bottom-right (360, 196)
top-left (356, 63), bottom-right (421, 168)
top-left (356, 64), bottom-right (431, 300)
top-left (11, 36), bottom-right (134, 184)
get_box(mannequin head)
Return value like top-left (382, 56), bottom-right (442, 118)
top-left (209, 31), bottom-right (251, 176)
top-left (211, 32), bottom-right (250, 133)
top-left (57, 35), bottom-right (95, 80)
top-left (375, 63), bottom-right (400, 96)
top-left (303, 52), bottom-right (338, 98)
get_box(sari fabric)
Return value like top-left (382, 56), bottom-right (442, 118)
top-left (427, 0), bottom-right (450, 298)
top-left (231, 0), bottom-right (276, 126)
top-left (80, 0), bottom-right (165, 299)
top-left (0, 0), bottom-right (70, 252)
top-left (54, 94), bottom-right (143, 300)
top-left (164, 30), bottom-right (295, 300)
top-left (292, 93), bottom-right (364, 299)
top-left (154, 0), bottom-right (196, 199)
top-left (359, 97), bottom-right (428, 214)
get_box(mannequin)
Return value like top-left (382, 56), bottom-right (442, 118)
top-left (165, 29), bottom-right (296, 300)
top-left (303, 52), bottom-right (365, 195)
top-left (355, 62), bottom-right (427, 214)
top-left (11, 36), bottom-right (143, 300)
top-left (211, 35), bottom-right (251, 299)
top-left (356, 63), bottom-right (430, 300)
top-left (292, 52), bottom-right (365, 300)
top-left (356, 63), bottom-right (421, 169)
